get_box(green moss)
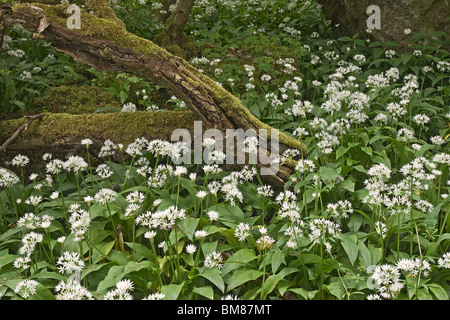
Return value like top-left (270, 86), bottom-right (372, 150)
top-left (0, 111), bottom-right (201, 145)
top-left (29, 85), bottom-right (120, 114)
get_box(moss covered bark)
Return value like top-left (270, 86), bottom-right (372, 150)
top-left (0, 110), bottom-right (200, 145)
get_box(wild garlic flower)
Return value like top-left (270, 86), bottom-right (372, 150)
top-left (18, 232), bottom-right (43, 257)
top-left (430, 136), bottom-right (445, 146)
top-left (257, 185), bottom-right (274, 197)
top-left (326, 200), bottom-right (353, 219)
top-left (139, 206), bottom-right (186, 231)
top-left (206, 210), bottom-right (219, 221)
top-left (438, 252), bottom-right (450, 269)
top-left (0, 168), bottom-right (20, 187)
top-left (370, 264), bottom-right (403, 299)
top-left (396, 258), bottom-right (431, 277)
top-left (64, 156), bottom-right (88, 174)
top-left (11, 154), bottom-right (30, 167)
top-left (25, 195), bottom-right (42, 207)
top-left (143, 293), bottom-right (165, 300)
top-left (17, 213), bottom-right (40, 230)
top-left (57, 251), bottom-right (85, 275)
top-left (194, 230), bottom-right (208, 239)
top-left (126, 190), bottom-right (145, 204)
top-left (308, 218), bottom-right (341, 245)
top-left (186, 244), bottom-right (197, 254)
top-left (256, 235), bottom-right (274, 250)
top-left (54, 278), bottom-right (93, 300)
top-left (204, 251), bottom-right (223, 270)
top-left (234, 222), bottom-right (251, 241)
top-left (14, 279), bottom-right (39, 299)
top-left (69, 209), bottom-right (91, 241)
top-left (94, 188), bottom-right (118, 205)
top-left (99, 139), bottom-right (118, 157)
top-left (374, 221), bottom-right (387, 238)
top-left (46, 159), bottom-right (65, 175)
top-left (104, 279), bottom-right (134, 300)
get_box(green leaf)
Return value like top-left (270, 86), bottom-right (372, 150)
top-left (427, 283), bottom-right (449, 300)
top-left (93, 106), bottom-right (119, 114)
top-left (339, 179), bottom-right (355, 193)
top-left (261, 267), bottom-right (297, 299)
top-left (340, 234), bottom-right (359, 265)
top-left (198, 267), bottom-right (225, 293)
top-left (319, 165), bottom-right (342, 186)
top-left (336, 146), bottom-right (350, 159)
top-left (177, 218), bottom-right (199, 241)
top-left (30, 271), bottom-right (65, 282)
top-left (270, 250), bottom-right (286, 274)
top-left (92, 240), bottom-right (115, 264)
top-left (125, 242), bottom-right (156, 265)
top-left (30, 283), bottom-right (56, 300)
top-left (361, 146), bottom-right (373, 156)
top-left (96, 265), bottom-right (126, 296)
top-left (357, 241), bottom-right (372, 269)
top-left (0, 254), bottom-right (18, 269)
top-left (221, 248), bottom-right (257, 276)
top-left (226, 267), bottom-right (262, 292)
top-left (161, 282), bottom-right (184, 300)
top-left (289, 288), bottom-right (318, 300)
top-left (192, 286), bottom-right (214, 300)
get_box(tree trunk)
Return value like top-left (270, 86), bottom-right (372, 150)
top-left (317, 0), bottom-right (449, 45)
top-left (153, 0), bottom-right (196, 56)
top-left (153, 0), bottom-right (177, 25)
top-left (0, 5), bottom-right (6, 61)
top-left (0, 0), bottom-right (306, 186)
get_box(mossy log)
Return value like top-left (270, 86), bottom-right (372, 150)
top-left (1, 0), bottom-right (306, 186)
top-left (0, 111), bottom-right (201, 151)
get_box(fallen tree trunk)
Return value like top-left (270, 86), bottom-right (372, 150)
top-left (0, 113), bottom-right (47, 152)
top-left (0, 111), bottom-right (201, 152)
top-left (1, 0), bottom-right (306, 186)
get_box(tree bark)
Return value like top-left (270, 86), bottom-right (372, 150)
top-left (0, 0), bottom-right (306, 186)
top-left (153, 0), bottom-right (196, 56)
top-left (153, 0), bottom-right (177, 25)
top-left (317, 0), bottom-right (449, 45)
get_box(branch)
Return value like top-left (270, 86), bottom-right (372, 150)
top-left (0, 113), bottom-right (47, 152)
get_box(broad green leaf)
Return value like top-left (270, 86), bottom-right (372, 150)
top-left (198, 267), bottom-right (225, 293)
top-left (339, 179), bottom-right (355, 193)
top-left (92, 240), bottom-right (115, 264)
top-left (340, 234), bottom-right (358, 265)
top-left (427, 283), bottom-right (449, 300)
top-left (357, 241), bottom-right (372, 269)
top-left (30, 271), bottom-right (65, 282)
top-left (319, 165), bottom-right (341, 186)
top-left (270, 250), bottom-right (285, 274)
top-left (192, 286), bottom-right (214, 300)
top-left (221, 248), bottom-right (257, 276)
top-left (0, 254), bottom-right (18, 270)
top-left (226, 267), bottom-right (262, 291)
top-left (125, 242), bottom-right (156, 265)
top-left (30, 283), bottom-right (56, 300)
top-left (161, 282), bottom-right (184, 300)
top-left (361, 146), bottom-right (373, 156)
top-left (177, 218), bottom-right (199, 241)
top-left (261, 267), bottom-right (297, 299)
top-left (290, 288), bottom-right (318, 300)
top-left (96, 265), bottom-right (126, 296)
